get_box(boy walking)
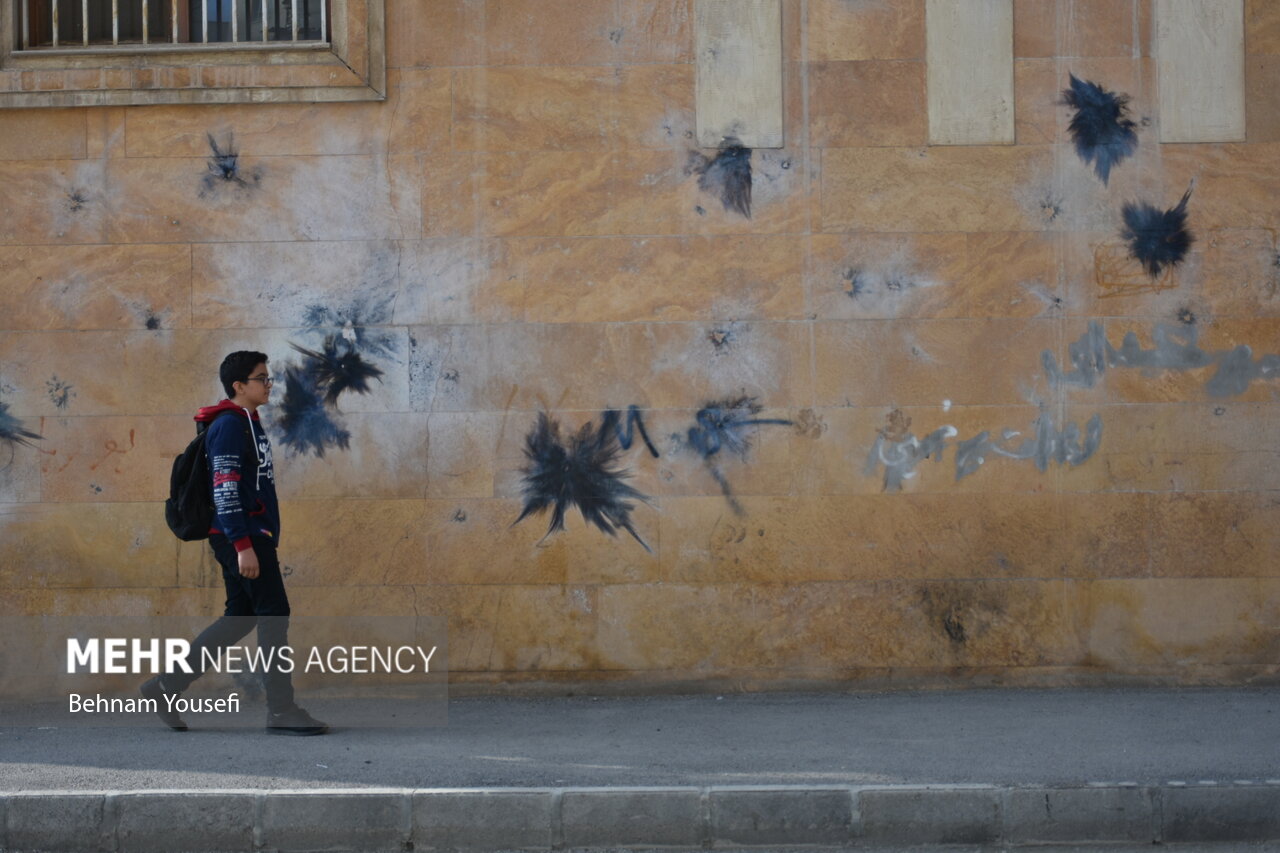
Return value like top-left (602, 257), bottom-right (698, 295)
top-left (142, 351), bottom-right (327, 736)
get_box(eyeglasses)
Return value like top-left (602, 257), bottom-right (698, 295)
top-left (246, 375), bottom-right (275, 386)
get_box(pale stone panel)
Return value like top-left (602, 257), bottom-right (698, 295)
top-left (1156, 0), bottom-right (1246, 143)
top-left (444, 583), bottom-right (601, 672)
top-left (103, 154), bottom-right (422, 244)
top-left (819, 146), bottom-right (1052, 233)
top-left (1074, 578), bottom-right (1280, 666)
top-left (695, 0), bottom-right (784, 148)
top-left (191, 241), bottom-right (402, 330)
top-left (452, 65), bottom-right (691, 153)
top-left (808, 61), bottom-right (928, 148)
top-left (481, 0), bottom-right (622, 66)
top-left (808, 232), bottom-right (1060, 321)
top-left (386, 0), bottom-right (487, 69)
top-left (396, 239), bottom-right (516, 326)
top-left (0, 160), bottom-right (108, 245)
top-left (1160, 143), bottom-right (1280, 230)
top-left (417, 497), bottom-right (662, 586)
top-left (407, 321), bottom-right (813, 413)
top-left (806, 0), bottom-right (924, 62)
top-left (0, 245), bottom-right (191, 332)
top-left (0, 502), bottom-right (205, 590)
top-left (1248, 0), bottom-right (1280, 54)
top-left (655, 493), bottom-right (1068, 583)
top-left (608, 147), bottom-right (806, 237)
top-left (36, 415), bottom-right (191, 503)
top-left (926, 0), bottom-right (1015, 145)
top-left (0, 587), bottom-right (217, 698)
top-left (267, 412), bottom-right (430, 501)
top-left (0, 329), bottom-right (388, 418)
top-left (812, 318), bottom-right (1057, 407)
top-left (0, 110), bottom-right (87, 160)
top-left (595, 579), bottom-right (1081, 671)
top-left (1059, 403), bottom-right (1280, 494)
top-left (482, 235), bottom-right (807, 325)
top-left (1014, 0), bottom-right (1144, 59)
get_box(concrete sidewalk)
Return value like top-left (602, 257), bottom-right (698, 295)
top-left (2, 688), bottom-right (1279, 851)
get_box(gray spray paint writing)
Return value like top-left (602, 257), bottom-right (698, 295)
top-left (866, 410), bottom-right (1101, 492)
top-left (955, 411), bottom-right (1102, 480)
top-left (864, 425), bottom-right (957, 492)
top-left (1042, 321), bottom-right (1280, 397)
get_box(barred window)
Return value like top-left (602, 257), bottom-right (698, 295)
top-left (18, 0), bottom-right (327, 50)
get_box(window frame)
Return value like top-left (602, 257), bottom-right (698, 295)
top-left (0, 0), bottom-right (384, 108)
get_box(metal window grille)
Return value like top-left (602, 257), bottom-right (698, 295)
top-left (18, 0), bottom-right (328, 49)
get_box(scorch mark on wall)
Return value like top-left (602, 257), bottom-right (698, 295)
top-left (1042, 321), bottom-right (1280, 397)
top-left (289, 338), bottom-right (385, 405)
top-left (273, 296), bottom-right (398, 457)
top-left (684, 397), bottom-right (792, 516)
top-left (1062, 74), bottom-right (1139, 185)
top-left (514, 411), bottom-right (653, 553)
top-left (687, 140), bottom-right (752, 219)
top-left (276, 362), bottom-right (352, 458)
top-left (0, 399), bottom-right (42, 459)
top-left (46, 377), bottom-right (75, 410)
top-left (200, 132), bottom-right (262, 198)
top-left (1121, 187), bottom-right (1194, 278)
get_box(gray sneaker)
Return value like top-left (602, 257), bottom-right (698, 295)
top-left (266, 706), bottom-right (329, 736)
top-left (139, 676), bottom-right (188, 732)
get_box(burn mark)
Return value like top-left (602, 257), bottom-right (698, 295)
top-left (708, 327), bottom-right (735, 353)
top-left (686, 397), bottom-right (792, 516)
top-left (302, 297), bottom-right (398, 359)
top-left (290, 337), bottom-right (385, 405)
top-left (688, 141), bottom-right (752, 219)
top-left (1177, 307), bottom-right (1196, 326)
top-left (274, 363), bottom-right (351, 459)
top-left (46, 376), bottom-right (75, 410)
top-left (942, 612), bottom-right (967, 646)
top-left (145, 311), bottom-right (161, 330)
top-left (1062, 74), bottom-right (1139, 185)
top-left (200, 132), bottom-right (261, 197)
top-left (1040, 194), bottom-right (1063, 223)
top-left (65, 189), bottom-right (89, 213)
top-left (513, 412), bottom-right (652, 552)
top-left (452, 508), bottom-right (467, 523)
top-left (1121, 186), bottom-right (1194, 278)
top-left (688, 397), bottom-right (792, 460)
top-left (0, 400), bottom-right (42, 455)
top-left (843, 268), bottom-right (871, 299)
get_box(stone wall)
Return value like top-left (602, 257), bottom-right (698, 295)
top-left (2, 0), bottom-right (1279, 700)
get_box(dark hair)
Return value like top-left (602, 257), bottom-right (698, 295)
top-left (220, 351), bottom-right (268, 399)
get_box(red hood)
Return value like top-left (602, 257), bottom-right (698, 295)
top-left (194, 399), bottom-right (261, 423)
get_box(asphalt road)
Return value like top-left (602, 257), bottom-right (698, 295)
top-left (2, 687), bottom-right (1278, 791)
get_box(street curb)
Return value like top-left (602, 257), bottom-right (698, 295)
top-left (2, 783), bottom-right (1279, 851)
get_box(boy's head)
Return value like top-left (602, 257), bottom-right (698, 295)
top-left (220, 350), bottom-right (270, 400)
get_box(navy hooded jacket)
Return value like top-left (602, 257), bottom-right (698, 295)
top-left (195, 400), bottom-right (280, 553)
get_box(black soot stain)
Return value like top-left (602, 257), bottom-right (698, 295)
top-left (1062, 73), bottom-right (1139, 185)
top-left (1121, 186), bottom-right (1194, 278)
top-left (688, 141), bottom-right (752, 219)
top-left (0, 398), bottom-right (43, 456)
top-left (200, 131), bottom-right (262, 197)
top-left (275, 363), bottom-right (352, 458)
top-left (290, 337), bottom-right (385, 405)
top-left (513, 412), bottom-right (652, 552)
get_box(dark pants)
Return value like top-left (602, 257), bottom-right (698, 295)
top-left (164, 534), bottom-right (295, 713)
